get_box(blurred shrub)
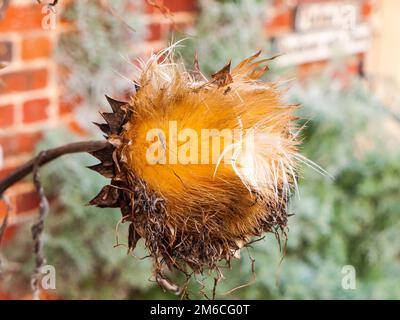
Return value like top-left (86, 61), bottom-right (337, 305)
top-left (56, 0), bottom-right (147, 131)
top-left (214, 79), bottom-right (400, 299)
top-left (177, 0), bottom-right (272, 75)
top-left (3, 129), bottom-right (170, 299)
top-left (173, 0), bottom-right (400, 299)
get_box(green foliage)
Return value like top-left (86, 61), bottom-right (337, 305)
top-left (174, 2), bottom-right (400, 298)
top-left (177, 0), bottom-right (272, 75)
top-left (3, 129), bottom-right (167, 299)
top-left (213, 79), bottom-right (400, 299)
top-left (56, 0), bottom-right (147, 131)
top-left (282, 80), bottom-right (400, 299)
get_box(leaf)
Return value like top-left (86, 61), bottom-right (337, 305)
top-left (100, 112), bottom-right (125, 134)
top-left (211, 60), bottom-right (233, 88)
top-left (93, 122), bottom-right (111, 135)
top-left (87, 163), bottom-right (115, 179)
top-left (89, 143), bottom-right (115, 165)
top-left (105, 95), bottom-right (127, 113)
top-left (88, 185), bottom-right (121, 208)
top-left (128, 223), bottom-right (141, 253)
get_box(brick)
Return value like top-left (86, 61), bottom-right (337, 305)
top-left (0, 131), bottom-right (42, 157)
top-left (23, 98), bottom-right (50, 123)
top-left (298, 60), bottom-right (329, 80)
top-left (0, 5), bottom-right (44, 32)
top-left (67, 118), bottom-right (87, 136)
top-left (59, 95), bottom-right (80, 115)
top-left (1, 226), bottom-right (15, 244)
top-left (0, 197), bottom-right (10, 217)
top-left (146, 0), bottom-right (197, 13)
top-left (362, 0), bottom-right (372, 19)
top-left (0, 165), bottom-right (18, 180)
top-left (163, 0), bottom-right (197, 12)
top-left (0, 220), bottom-right (14, 244)
top-left (147, 23), bottom-right (163, 41)
top-left (0, 68), bottom-right (48, 94)
top-left (0, 193), bottom-right (15, 243)
top-left (0, 41), bottom-right (12, 62)
top-left (0, 197), bottom-right (15, 244)
top-left (0, 104), bottom-right (14, 128)
top-left (15, 190), bottom-right (40, 214)
top-left (266, 9), bottom-right (293, 37)
top-left (21, 35), bottom-right (52, 60)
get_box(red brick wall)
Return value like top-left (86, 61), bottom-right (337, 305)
top-left (0, 1), bottom-right (58, 239)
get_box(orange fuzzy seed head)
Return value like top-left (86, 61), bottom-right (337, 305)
top-left (90, 46), bottom-right (302, 288)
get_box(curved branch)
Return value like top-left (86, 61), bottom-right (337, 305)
top-left (0, 140), bottom-right (109, 196)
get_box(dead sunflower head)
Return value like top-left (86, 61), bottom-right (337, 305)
top-left (88, 46), bottom-right (301, 293)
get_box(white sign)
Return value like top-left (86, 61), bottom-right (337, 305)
top-left (275, 24), bottom-right (371, 66)
top-left (274, 1), bottom-right (371, 66)
top-left (295, 1), bottom-right (361, 32)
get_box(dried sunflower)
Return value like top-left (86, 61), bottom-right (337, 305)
top-left (88, 46), bottom-right (302, 293)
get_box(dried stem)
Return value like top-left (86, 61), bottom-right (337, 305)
top-left (0, 140), bottom-right (109, 197)
top-left (0, 140), bottom-right (108, 299)
top-left (30, 152), bottom-right (50, 300)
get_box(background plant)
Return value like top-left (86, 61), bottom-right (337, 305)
top-left (177, 0), bottom-right (272, 75)
top-left (57, 0), bottom-right (147, 131)
top-left (213, 78), bottom-right (400, 299)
